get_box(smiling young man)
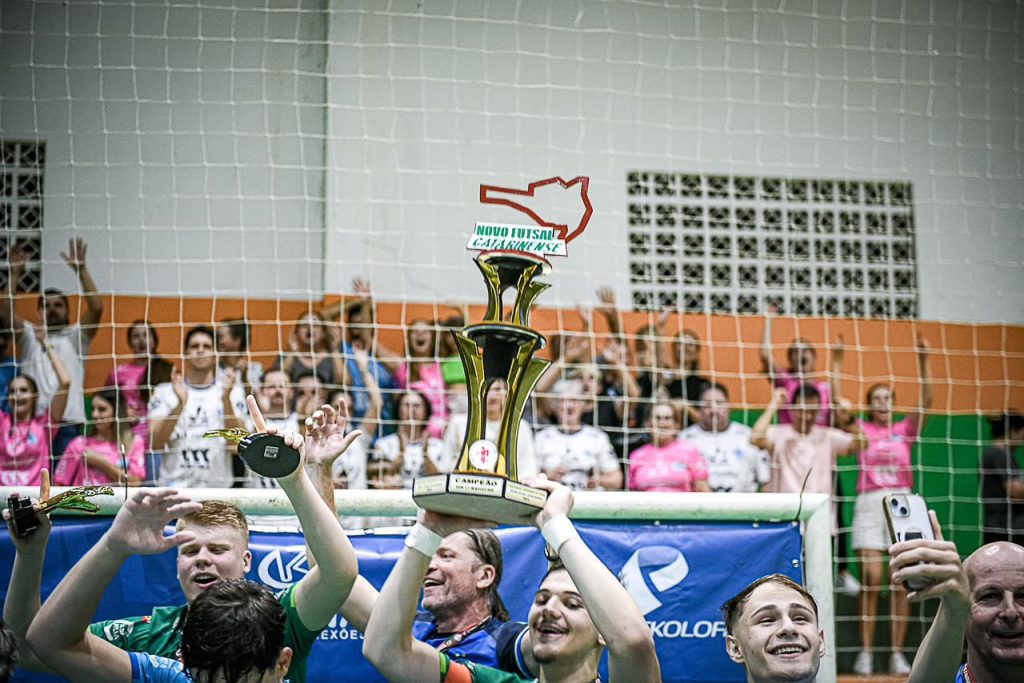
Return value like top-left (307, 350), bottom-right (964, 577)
top-left (722, 574), bottom-right (824, 683)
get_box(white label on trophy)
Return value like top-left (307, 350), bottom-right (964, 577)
top-left (468, 439), bottom-right (499, 472)
top-left (450, 474), bottom-right (503, 497)
top-left (467, 222), bottom-right (568, 257)
top-left (264, 446), bottom-right (279, 459)
top-left (413, 476), bottom-right (448, 496)
top-left (505, 481), bottom-right (549, 507)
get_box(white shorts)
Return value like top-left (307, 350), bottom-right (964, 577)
top-left (851, 488), bottom-right (911, 551)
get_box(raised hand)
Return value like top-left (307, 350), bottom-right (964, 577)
top-left (418, 508), bottom-right (495, 539)
top-left (575, 302), bottom-right (592, 331)
top-left (916, 335), bottom-right (929, 361)
top-left (303, 399), bottom-right (362, 469)
top-left (595, 286), bottom-right (617, 316)
top-left (835, 396), bottom-right (856, 428)
top-left (600, 339), bottom-right (628, 366)
top-left (221, 366), bottom-right (237, 396)
top-left (3, 469), bottom-right (52, 554)
top-left (59, 237), bottom-right (88, 274)
top-left (170, 367), bottom-right (188, 405)
top-left (831, 334), bottom-right (845, 364)
top-left (351, 277), bottom-right (372, 300)
top-left (7, 243), bottom-right (29, 275)
top-left (352, 343), bottom-right (370, 372)
top-left (525, 474), bottom-right (573, 529)
top-left (889, 512), bottom-right (968, 606)
top-left (103, 489), bottom-right (202, 557)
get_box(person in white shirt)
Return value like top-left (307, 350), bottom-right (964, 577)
top-left (370, 390), bottom-right (445, 490)
top-left (680, 383), bottom-right (771, 493)
top-left (441, 379), bottom-right (537, 479)
top-left (148, 326), bottom-right (246, 488)
top-left (1, 238), bottom-right (104, 455)
top-left (535, 380), bottom-right (622, 491)
top-left (215, 318), bottom-right (264, 396)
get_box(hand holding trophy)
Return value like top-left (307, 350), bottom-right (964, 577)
top-left (413, 176), bottom-right (592, 524)
top-left (5, 468), bottom-right (114, 538)
top-left (205, 395), bottom-right (303, 479)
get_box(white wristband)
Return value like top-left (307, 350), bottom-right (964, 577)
top-left (541, 515), bottom-right (578, 556)
top-left (404, 523), bottom-right (443, 558)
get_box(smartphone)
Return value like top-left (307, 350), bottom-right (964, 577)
top-left (883, 493), bottom-right (935, 591)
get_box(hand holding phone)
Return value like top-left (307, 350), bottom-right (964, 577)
top-left (883, 493), bottom-right (936, 591)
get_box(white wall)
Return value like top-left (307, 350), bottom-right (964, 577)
top-left (325, 0), bottom-right (1024, 323)
top-left (0, 0), bottom-right (328, 298)
top-left (1, 0), bottom-right (1020, 323)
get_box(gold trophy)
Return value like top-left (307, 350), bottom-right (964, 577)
top-left (413, 176), bottom-right (593, 524)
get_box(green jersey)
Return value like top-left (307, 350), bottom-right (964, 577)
top-left (89, 585), bottom-right (319, 683)
top-left (439, 652), bottom-right (534, 683)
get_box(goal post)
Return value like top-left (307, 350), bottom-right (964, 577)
top-left (1, 486), bottom-right (836, 682)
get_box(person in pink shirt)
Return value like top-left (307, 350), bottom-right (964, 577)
top-left (387, 319), bottom-right (448, 440)
top-left (106, 320), bottom-right (174, 444)
top-left (628, 402), bottom-right (710, 492)
top-left (752, 385), bottom-right (865, 497)
top-left (849, 336), bottom-right (932, 677)
top-left (0, 327), bottom-right (71, 486)
top-left (759, 305), bottom-right (843, 427)
top-left (53, 388), bottom-right (145, 487)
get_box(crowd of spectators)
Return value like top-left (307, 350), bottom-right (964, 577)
top-left (1, 238), bottom-right (1023, 680)
top-left (0, 239), bottom-right (1020, 534)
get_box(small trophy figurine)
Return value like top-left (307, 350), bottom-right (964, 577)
top-left (7, 485), bottom-right (115, 538)
top-left (204, 427), bottom-right (301, 479)
top-left (413, 176), bottom-right (592, 524)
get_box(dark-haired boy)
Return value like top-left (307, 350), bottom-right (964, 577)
top-left (148, 325), bottom-right (246, 488)
top-left (723, 574), bottom-right (824, 683)
top-left (751, 385), bottom-right (865, 497)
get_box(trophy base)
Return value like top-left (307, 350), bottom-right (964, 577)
top-left (238, 434), bottom-right (301, 479)
top-left (413, 473), bottom-right (548, 525)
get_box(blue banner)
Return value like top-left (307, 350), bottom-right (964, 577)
top-left (2, 518), bottom-right (801, 682)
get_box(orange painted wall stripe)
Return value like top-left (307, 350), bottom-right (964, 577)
top-left (11, 294), bottom-right (1023, 414)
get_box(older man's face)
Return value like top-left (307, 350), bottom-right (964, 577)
top-left (966, 543), bottom-right (1024, 668)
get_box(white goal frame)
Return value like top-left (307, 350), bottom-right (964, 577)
top-left (3, 488), bottom-right (835, 683)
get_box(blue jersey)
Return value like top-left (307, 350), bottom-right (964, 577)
top-left (130, 653), bottom-right (187, 682)
top-left (413, 612), bottom-right (529, 677)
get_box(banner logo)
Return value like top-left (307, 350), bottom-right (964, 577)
top-left (257, 548), bottom-right (309, 589)
top-left (618, 546), bottom-right (689, 615)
